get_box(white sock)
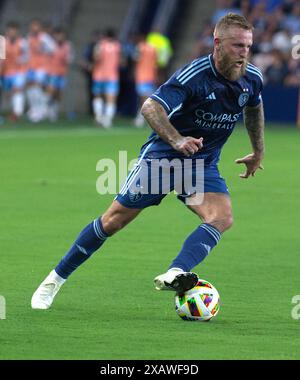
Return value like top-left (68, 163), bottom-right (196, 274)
top-left (12, 92), bottom-right (25, 116)
top-left (105, 102), bottom-right (116, 120)
top-left (93, 98), bottom-right (104, 119)
top-left (49, 100), bottom-right (59, 121)
top-left (26, 87), bottom-right (37, 111)
top-left (168, 268), bottom-right (184, 273)
top-left (40, 91), bottom-right (50, 118)
top-left (27, 86), bottom-right (43, 114)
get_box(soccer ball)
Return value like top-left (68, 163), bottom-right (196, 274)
top-left (175, 279), bottom-right (220, 322)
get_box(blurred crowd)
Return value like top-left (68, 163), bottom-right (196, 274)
top-left (193, 0), bottom-right (300, 87)
top-left (1, 0), bottom-right (299, 125)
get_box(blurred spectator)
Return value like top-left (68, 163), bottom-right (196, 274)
top-left (265, 49), bottom-right (289, 85)
top-left (249, 0), bottom-right (284, 12)
top-left (117, 33), bottom-right (138, 118)
top-left (284, 58), bottom-right (300, 86)
top-left (251, 51), bottom-right (274, 73)
top-left (281, 0), bottom-right (298, 16)
top-left (79, 29), bottom-right (101, 115)
top-left (272, 28), bottom-right (292, 54)
top-left (237, 0), bottom-right (253, 17)
top-left (146, 29), bottom-right (173, 84)
top-left (92, 28), bottom-right (121, 128)
top-left (248, 1), bottom-right (269, 35)
top-left (281, 2), bottom-right (300, 34)
top-left (133, 34), bottom-right (158, 128)
top-left (2, 21), bottom-right (28, 121)
top-left (192, 20), bottom-right (214, 59)
top-left (121, 33), bottom-right (137, 81)
top-left (212, 0), bottom-right (242, 24)
top-left (259, 31), bottom-right (274, 53)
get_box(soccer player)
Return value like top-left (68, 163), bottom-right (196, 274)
top-left (146, 29), bottom-right (173, 84)
top-left (26, 19), bottom-right (55, 122)
top-left (2, 22), bottom-right (28, 120)
top-left (79, 29), bottom-right (102, 115)
top-left (45, 28), bottom-right (73, 121)
top-left (134, 34), bottom-right (158, 128)
top-left (31, 13), bottom-right (265, 309)
top-left (92, 28), bottom-right (121, 128)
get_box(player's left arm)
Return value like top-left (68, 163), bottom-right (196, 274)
top-left (235, 102), bottom-right (265, 179)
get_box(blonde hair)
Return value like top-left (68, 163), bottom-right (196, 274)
top-left (214, 13), bottom-right (253, 38)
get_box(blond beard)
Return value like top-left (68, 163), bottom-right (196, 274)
top-left (218, 46), bottom-right (247, 81)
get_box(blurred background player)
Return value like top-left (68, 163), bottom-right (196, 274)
top-left (2, 22), bottom-right (28, 121)
top-left (92, 28), bottom-right (121, 128)
top-left (45, 28), bottom-right (73, 122)
top-left (79, 29), bottom-right (102, 116)
top-left (26, 19), bottom-right (55, 122)
top-left (146, 28), bottom-right (173, 85)
top-left (133, 34), bottom-right (158, 128)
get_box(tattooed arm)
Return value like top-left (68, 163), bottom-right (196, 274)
top-left (244, 102), bottom-right (265, 157)
top-left (235, 102), bottom-right (265, 178)
top-left (141, 98), bottom-right (203, 157)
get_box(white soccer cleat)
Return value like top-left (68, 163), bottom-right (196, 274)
top-left (31, 270), bottom-right (65, 310)
top-left (154, 268), bottom-right (198, 292)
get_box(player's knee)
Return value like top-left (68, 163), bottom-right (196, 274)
top-left (101, 204), bottom-right (140, 235)
top-left (204, 214), bottom-right (233, 233)
top-left (101, 213), bottom-right (128, 235)
top-left (221, 214), bottom-right (234, 231)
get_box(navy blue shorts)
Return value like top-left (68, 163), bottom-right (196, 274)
top-left (115, 158), bottom-right (229, 209)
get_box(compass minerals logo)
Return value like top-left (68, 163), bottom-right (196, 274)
top-left (194, 109), bottom-right (242, 130)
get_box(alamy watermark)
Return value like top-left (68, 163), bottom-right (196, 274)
top-left (0, 295), bottom-right (6, 319)
top-left (291, 295), bottom-right (300, 320)
top-left (96, 151), bottom-right (205, 206)
top-left (0, 35), bottom-right (5, 59)
top-left (291, 35), bottom-right (300, 60)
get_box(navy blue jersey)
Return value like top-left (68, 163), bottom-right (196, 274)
top-left (140, 54), bottom-right (263, 164)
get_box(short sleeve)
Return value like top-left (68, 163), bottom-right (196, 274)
top-left (150, 70), bottom-right (193, 114)
top-left (247, 73), bottom-right (264, 107)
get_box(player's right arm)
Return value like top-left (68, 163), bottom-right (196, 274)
top-left (141, 97), bottom-right (203, 156)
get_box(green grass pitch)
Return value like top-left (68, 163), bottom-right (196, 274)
top-left (0, 119), bottom-right (300, 360)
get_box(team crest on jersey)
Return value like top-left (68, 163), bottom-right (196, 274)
top-left (238, 93), bottom-right (249, 107)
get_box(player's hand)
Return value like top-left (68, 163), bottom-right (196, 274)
top-left (173, 137), bottom-right (203, 157)
top-left (235, 153), bottom-right (264, 179)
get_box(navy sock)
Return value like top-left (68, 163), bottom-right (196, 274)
top-left (169, 223), bottom-right (221, 272)
top-left (55, 217), bottom-right (109, 279)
